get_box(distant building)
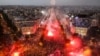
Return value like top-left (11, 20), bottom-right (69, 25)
top-left (91, 19), bottom-right (99, 26)
top-left (21, 26), bottom-right (34, 35)
top-left (75, 27), bottom-right (88, 36)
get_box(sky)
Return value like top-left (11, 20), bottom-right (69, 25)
top-left (0, 0), bottom-right (100, 6)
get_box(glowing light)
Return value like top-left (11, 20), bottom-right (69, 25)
top-left (79, 54), bottom-right (84, 56)
top-left (39, 42), bottom-right (43, 46)
top-left (12, 52), bottom-right (20, 56)
top-left (83, 47), bottom-right (92, 56)
top-left (41, 10), bottom-right (47, 15)
top-left (70, 41), bottom-right (75, 45)
top-left (70, 37), bottom-right (82, 49)
top-left (27, 31), bottom-right (31, 35)
top-left (69, 52), bottom-right (84, 56)
top-left (47, 31), bottom-right (54, 37)
top-left (69, 52), bottom-right (74, 55)
top-left (41, 10), bottom-right (45, 14)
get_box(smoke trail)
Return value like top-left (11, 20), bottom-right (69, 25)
top-left (51, 0), bottom-right (56, 6)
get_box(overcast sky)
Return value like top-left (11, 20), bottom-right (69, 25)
top-left (0, 0), bottom-right (100, 6)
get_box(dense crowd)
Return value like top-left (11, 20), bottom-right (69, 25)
top-left (0, 6), bottom-right (100, 56)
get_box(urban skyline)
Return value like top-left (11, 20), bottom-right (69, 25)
top-left (0, 0), bottom-right (100, 6)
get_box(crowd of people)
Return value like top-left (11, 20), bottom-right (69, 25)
top-left (0, 6), bottom-right (100, 56)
